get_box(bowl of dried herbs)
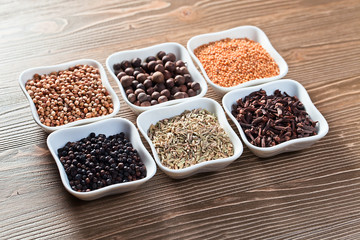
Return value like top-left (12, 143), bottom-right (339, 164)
top-left (137, 97), bottom-right (243, 179)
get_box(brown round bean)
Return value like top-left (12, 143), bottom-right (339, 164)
top-left (120, 76), bottom-right (133, 88)
top-left (152, 71), bottom-right (164, 84)
top-left (112, 51), bottom-right (201, 107)
top-left (158, 95), bottom-right (168, 103)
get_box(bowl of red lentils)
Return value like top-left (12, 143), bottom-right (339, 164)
top-left (106, 42), bottom-right (208, 115)
top-left (187, 25), bottom-right (288, 95)
top-left (19, 59), bottom-right (121, 132)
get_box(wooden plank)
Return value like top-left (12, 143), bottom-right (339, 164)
top-left (0, 0), bottom-right (360, 239)
top-left (1, 143), bottom-right (360, 239)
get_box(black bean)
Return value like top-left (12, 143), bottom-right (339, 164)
top-left (175, 67), bottom-right (183, 75)
top-left (136, 73), bottom-right (147, 83)
top-left (117, 72), bottom-right (126, 80)
top-left (170, 86), bottom-right (179, 95)
top-left (179, 84), bottom-right (188, 92)
top-left (121, 60), bottom-right (131, 70)
top-left (187, 89), bottom-right (196, 97)
top-left (167, 53), bottom-right (176, 62)
top-left (165, 61), bottom-right (175, 72)
top-left (143, 79), bottom-right (152, 89)
top-left (180, 66), bottom-right (189, 74)
top-left (184, 73), bottom-right (192, 83)
top-left (191, 82), bottom-right (200, 91)
top-left (120, 76), bottom-right (133, 88)
top-left (146, 56), bottom-right (157, 63)
top-left (152, 71), bottom-right (165, 84)
top-left (124, 67), bottom-right (134, 76)
top-left (136, 83), bottom-right (146, 91)
top-left (158, 95), bottom-right (168, 103)
top-left (162, 55), bottom-right (171, 64)
top-left (125, 88), bottom-right (133, 95)
top-left (157, 51), bottom-right (166, 59)
top-left (161, 89), bottom-right (171, 98)
top-left (138, 92), bottom-right (147, 103)
top-left (175, 75), bottom-right (185, 86)
top-left (133, 70), bottom-right (140, 79)
top-left (134, 88), bottom-right (145, 96)
top-left (141, 62), bottom-right (148, 72)
top-left (165, 78), bottom-right (175, 88)
top-left (131, 58), bottom-right (141, 68)
top-left (131, 80), bottom-right (139, 89)
top-left (146, 87), bottom-right (155, 95)
top-left (155, 64), bottom-right (165, 73)
top-left (174, 92), bottom-right (185, 99)
top-left (176, 60), bottom-right (185, 68)
top-left (147, 61), bottom-right (157, 72)
top-left (151, 92), bottom-right (160, 100)
top-left (140, 101), bottom-right (151, 106)
top-left (154, 83), bottom-right (165, 92)
top-left (127, 93), bottom-right (136, 103)
top-left (113, 63), bottom-right (122, 71)
top-left (163, 70), bottom-right (172, 80)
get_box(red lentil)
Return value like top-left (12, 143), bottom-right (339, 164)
top-left (25, 64), bottom-right (114, 127)
top-left (194, 38), bottom-right (280, 87)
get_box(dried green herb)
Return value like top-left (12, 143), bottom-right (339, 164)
top-left (148, 108), bottom-right (234, 169)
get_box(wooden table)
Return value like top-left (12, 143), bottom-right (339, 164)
top-left (1, 0), bottom-right (359, 239)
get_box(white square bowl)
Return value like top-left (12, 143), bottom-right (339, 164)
top-left (187, 25), bottom-right (288, 96)
top-left (47, 118), bottom-right (157, 201)
top-left (19, 59), bottom-right (121, 133)
top-left (137, 97), bottom-right (243, 179)
top-left (222, 79), bottom-right (329, 158)
top-left (106, 42), bottom-right (208, 115)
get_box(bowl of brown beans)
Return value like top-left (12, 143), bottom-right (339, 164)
top-left (106, 42), bottom-right (208, 115)
top-left (187, 25), bottom-right (288, 95)
top-left (47, 118), bottom-right (157, 201)
top-left (19, 59), bottom-right (120, 132)
top-left (137, 97), bottom-right (243, 179)
top-left (222, 79), bottom-right (329, 158)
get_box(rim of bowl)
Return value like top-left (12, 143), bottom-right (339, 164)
top-left (222, 79), bottom-right (329, 153)
top-left (47, 117), bottom-right (157, 199)
top-left (187, 25), bottom-right (289, 93)
top-left (137, 97), bottom-right (243, 175)
top-left (106, 42), bottom-right (208, 114)
top-left (18, 59), bottom-right (121, 132)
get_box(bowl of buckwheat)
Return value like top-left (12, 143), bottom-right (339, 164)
top-left (137, 97), bottom-right (243, 179)
top-left (19, 59), bottom-right (120, 132)
top-left (187, 25), bottom-right (288, 95)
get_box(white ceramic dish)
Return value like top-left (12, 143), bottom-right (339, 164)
top-left (137, 98), bottom-right (243, 179)
top-left (47, 118), bottom-right (157, 201)
top-left (19, 59), bottom-right (121, 133)
top-left (106, 42), bottom-right (208, 115)
top-left (222, 79), bottom-right (329, 158)
top-left (187, 25), bottom-right (288, 96)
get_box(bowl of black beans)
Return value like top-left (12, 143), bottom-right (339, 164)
top-left (222, 79), bottom-right (329, 158)
top-left (106, 42), bottom-right (208, 114)
top-left (47, 118), bottom-right (157, 200)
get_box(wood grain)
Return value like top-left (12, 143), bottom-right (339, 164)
top-left (1, 0), bottom-right (360, 239)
